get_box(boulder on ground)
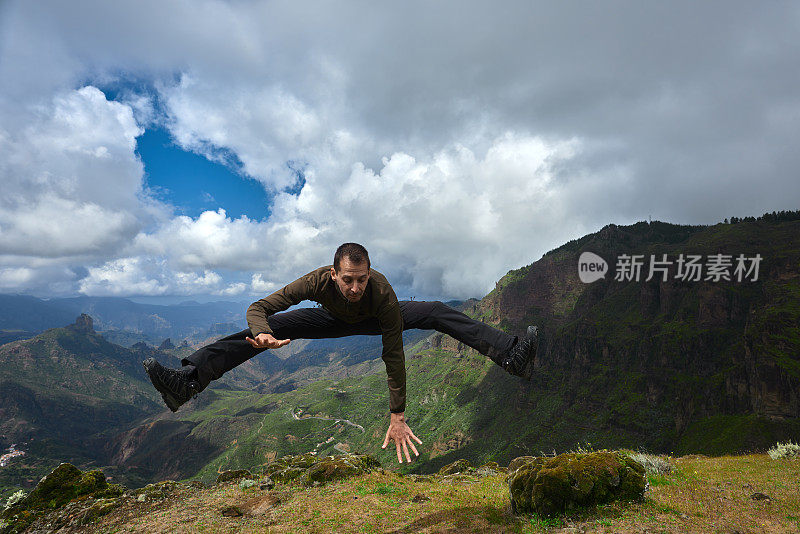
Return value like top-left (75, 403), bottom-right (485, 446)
top-left (264, 453), bottom-right (318, 483)
top-left (7, 463), bottom-right (121, 513)
top-left (438, 459), bottom-right (472, 475)
top-left (240, 493), bottom-right (282, 515)
top-left (507, 452), bottom-right (647, 516)
top-left (134, 481), bottom-right (179, 501)
top-left (263, 453), bottom-right (381, 486)
top-left (216, 469), bottom-right (253, 484)
top-left (0, 463), bottom-right (123, 533)
top-left (434, 459), bottom-right (503, 480)
top-left (508, 456), bottom-right (537, 472)
top-left (300, 454), bottom-right (381, 487)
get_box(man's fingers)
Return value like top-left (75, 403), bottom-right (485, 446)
top-left (278, 338), bottom-right (291, 347)
top-left (402, 441), bottom-right (411, 463)
top-left (409, 431), bottom-right (423, 445)
top-left (382, 427), bottom-right (390, 449)
top-left (395, 441), bottom-right (402, 463)
top-left (409, 440), bottom-right (419, 457)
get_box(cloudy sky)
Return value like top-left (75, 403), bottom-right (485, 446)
top-left (1, 1), bottom-right (798, 302)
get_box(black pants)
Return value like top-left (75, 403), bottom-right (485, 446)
top-left (183, 300), bottom-right (516, 391)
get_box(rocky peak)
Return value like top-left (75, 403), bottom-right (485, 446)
top-left (158, 338), bottom-right (175, 350)
top-left (68, 313), bottom-right (94, 334)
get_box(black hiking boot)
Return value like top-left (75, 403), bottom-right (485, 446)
top-left (501, 325), bottom-right (538, 380)
top-left (142, 358), bottom-right (200, 412)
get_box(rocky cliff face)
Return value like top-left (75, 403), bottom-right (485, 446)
top-left (470, 219), bottom-right (800, 453)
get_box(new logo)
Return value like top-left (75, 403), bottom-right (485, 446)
top-left (578, 251), bottom-right (608, 283)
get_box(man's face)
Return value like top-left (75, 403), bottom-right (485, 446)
top-left (331, 258), bottom-right (370, 303)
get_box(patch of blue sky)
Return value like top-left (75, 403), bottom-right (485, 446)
top-left (92, 76), bottom-right (273, 221)
top-left (136, 127), bottom-right (272, 220)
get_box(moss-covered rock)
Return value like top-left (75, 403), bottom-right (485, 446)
top-left (264, 453), bottom-right (319, 483)
top-left (133, 481), bottom-right (178, 502)
top-left (438, 459), bottom-right (472, 475)
top-left (508, 456), bottom-right (538, 472)
top-left (0, 463), bottom-right (122, 534)
top-left (261, 453), bottom-right (381, 486)
top-left (300, 454), bottom-right (381, 487)
top-left (476, 462), bottom-right (505, 476)
top-left (216, 469), bottom-right (253, 484)
top-left (24, 463), bottom-right (108, 510)
top-left (76, 497), bottom-right (123, 526)
top-left (507, 452), bottom-right (647, 516)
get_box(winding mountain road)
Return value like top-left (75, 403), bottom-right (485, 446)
top-left (290, 408), bottom-right (365, 433)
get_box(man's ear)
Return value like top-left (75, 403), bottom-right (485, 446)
top-left (330, 266), bottom-right (337, 281)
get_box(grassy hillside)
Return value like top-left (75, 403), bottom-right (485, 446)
top-left (13, 452), bottom-right (800, 533)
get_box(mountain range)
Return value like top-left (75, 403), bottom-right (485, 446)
top-left (1, 215), bottom-right (798, 499)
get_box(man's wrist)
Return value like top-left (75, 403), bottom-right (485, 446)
top-left (390, 411), bottom-right (405, 422)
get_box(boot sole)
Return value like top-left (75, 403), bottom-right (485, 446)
top-left (142, 358), bottom-right (181, 412)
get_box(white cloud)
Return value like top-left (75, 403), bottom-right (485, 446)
top-left (0, 86), bottom-right (160, 258)
top-left (1, 1), bottom-right (799, 298)
top-left (0, 267), bottom-right (35, 288)
top-left (250, 273), bottom-right (278, 294)
top-left (216, 282), bottom-right (247, 297)
top-left (161, 73), bottom-right (331, 191)
top-left (78, 256), bottom-right (234, 296)
top-left (114, 133), bottom-right (588, 298)
top-left (79, 258), bottom-right (169, 296)
top-left (265, 133), bottom-right (586, 297)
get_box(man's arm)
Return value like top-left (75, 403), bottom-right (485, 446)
top-left (377, 295), bottom-right (422, 463)
top-left (246, 274), bottom-right (313, 338)
top-left (377, 298), bottom-right (406, 413)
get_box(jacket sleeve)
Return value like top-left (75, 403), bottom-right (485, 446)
top-left (377, 291), bottom-right (406, 413)
top-left (246, 274), bottom-right (313, 337)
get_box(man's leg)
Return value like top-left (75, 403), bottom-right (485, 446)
top-left (182, 307), bottom-right (379, 392)
top-left (180, 329), bottom-right (262, 392)
top-left (398, 301), bottom-right (516, 364)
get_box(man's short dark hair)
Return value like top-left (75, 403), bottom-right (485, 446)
top-left (334, 243), bottom-right (370, 272)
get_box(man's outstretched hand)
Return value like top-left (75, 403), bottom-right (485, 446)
top-left (245, 333), bottom-right (292, 349)
top-left (382, 412), bottom-right (422, 463)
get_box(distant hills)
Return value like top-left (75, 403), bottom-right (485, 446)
top-left (0, 295), bottom-right (248, 346)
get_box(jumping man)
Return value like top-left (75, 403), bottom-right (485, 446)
top-left (143, 243), bottom-right (538, 464)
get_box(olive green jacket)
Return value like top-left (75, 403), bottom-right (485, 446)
top-left (246, 266), bottom-right (406, 413)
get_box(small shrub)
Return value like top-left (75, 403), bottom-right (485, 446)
top-left (570, 443), bottom-right (595, 455)
top-left (625, 452), bottom-right (673, 475)
top-left (768, 441), bottom-right (800, 460)
top-left (4, 490), bottom-right (26, 509)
